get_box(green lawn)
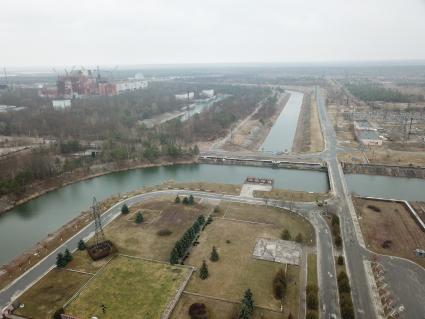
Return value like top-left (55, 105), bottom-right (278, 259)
top-left (65, 256), bottom-right (190, 319)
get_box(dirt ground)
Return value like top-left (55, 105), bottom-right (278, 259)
top-left (338, 148), bottom-right (425, 166)
top-left (254, 188), bottom-right (329, 203)
top-left (353, 197), bottom-right (425, 268)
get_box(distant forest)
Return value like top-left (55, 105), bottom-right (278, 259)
top-left (344, 82), bottom-right (424, 103)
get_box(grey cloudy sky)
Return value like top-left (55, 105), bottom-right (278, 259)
top-left (1, 0), bottom-right (425, 67)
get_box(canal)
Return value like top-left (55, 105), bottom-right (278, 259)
top-left (0, 164), bottom-right (328, 265)
top-left (260, 90), bottom-right (304, 153)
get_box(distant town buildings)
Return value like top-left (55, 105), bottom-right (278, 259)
top-left (201, 89), bottom-right (215, 98)
top-left (175, 92), bottom-right (195, 101)
top-left (354, 120), bottom-right (383, 146)
top-left (39, 70), bottom-right (148, 98)
top-left (52, 99), bottom-right (72, 110)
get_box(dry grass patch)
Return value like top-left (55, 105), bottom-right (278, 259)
top-left (66, 256), bottom-right (190, 319)
top-left (171, 293), bottom-right (286, 319)
top-left (65, 250), bottom-right (109, 274)
top-left (353, 197), bottom-right (425, 268)
top-left (103, 199), bottom-right (208, 261)
top-left (254, 188), bottom-right (329, 203)
top-left (185, 218), bottom-right (300, 316)
top-left (14, 269), bottom-right (91, 319)
top-left (223, 202), bottom-right (315, 245)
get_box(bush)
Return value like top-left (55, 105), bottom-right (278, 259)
top-left (213, 206), bottom-right (220, 213)
top-left (188, 194), bottom-right (195, 205)
top-left (175, 195), bottom-right (181, 203)
top-left (281, 229), bottom-right (291, 240)
top-left (78, 239), bottom-right (86, 251)
top-left (121, 203), bottom-right (129, 214)
top-left (340, 293), bottom-right (355, 319)
top-left (334, 235), bottom-right (342, 248)
top-left (307, 292), bottom-right (319, 310)
top-left (306, 310), bottom-right (318, 319)
top-left (182, 197), bottom-right (189, 205)
top-left (64, 249), bottom-right (73, 263)
top-left (157, 229), bottom-right (172, 236)
top-left (337, 255), bottom-right (344, 265)
top-left (295, 233), bottom-right (303, 243)
top-left (331, 214), bottom-right (340, 226)
top-left (199, 260), bottom-right (209, 280)
top-left (52, 307), bottom-right (64, 319)
top-left (272, 268), bottom-right (287, 300)
top-left (188, 303), bottom-right (208, 319)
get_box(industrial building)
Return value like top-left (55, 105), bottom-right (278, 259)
top-left (354, 120), bottom-right (382, 146)
top-left (175, 92), bottom-right (195, 101)
top-left (201, 89), bottom-right (215, 98)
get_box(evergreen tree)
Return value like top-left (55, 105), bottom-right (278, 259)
top-left (170, 247), bottom-right (179, 265)
top-left (64, 249), bottom-right (73, 263)
top-left (210, 246), bottom-right (219, 262)
top-left (135, 212), bottom-right (144, 224)
top-left (239, 289), bottom-right (254, 318)
top-left (295, 233), bottom-right (303, 243)
top-left (273, 268), bottom-right (287, 300)
top-left (197, 215), bottom-right (205, 225)
top-left (188, 194), bottom-right (194, 205)
top-left (199, 260), bottom-right (209, 280)
top-left (175, 195), bottom-right (181, 203)
top-left (56, 252), bottom-right (66, 268)
top-left (78, 239), bottom-right (86, 251)
top-left (121, 203), bottom-right (129, 214)
top-left (182, 197), bottom-right (189, 205)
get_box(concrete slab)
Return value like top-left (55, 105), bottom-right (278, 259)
top-left (252, 237), bottom-right (302, 265)
top-left (240, 183), bottom-right (272, 197)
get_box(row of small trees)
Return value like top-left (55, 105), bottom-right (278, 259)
top-left (281, 229), bottom-right (304, 243)
top-left (56, 249), bottom-right (73, 268)
top-left (175, 194), bottom-right (195, 205)
top-left (170, 215), bottom-right (205, 264)
top-left (331, 214), bottom-right (342, 248)
top-left (337, 271), bottom-right (355, 319)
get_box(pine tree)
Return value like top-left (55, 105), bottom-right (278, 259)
top-left (78, 239), bottom-right (86, 250)
top-left (188, 194), bottom-right (194, 205)
top-left (182, 197), bottom-right (189, 205)
top-left (56, 252), bottom-right (66, 268)
top-left (199, 260), bottom-right (209, 280)
top-left (121, 203), bottom-right (129, 214)
top-left (281, 229), bottom-right (291, 240)
top-left (210, 246), bottom-right (219, 262)
top-left (295, 233), bottom-right (303, 243)
top-left (239, 289), bottom-right (254, 318)
top-left (170, 247), bottom-right (179, 265)
top-left (273, 268), bottom-right (287, 300)
top-left (64, 249), bottom-right (73, 263)
top-left (135, 212), bottom-right (144, 224)
top-left (175, 195), bottom-right (181, 203)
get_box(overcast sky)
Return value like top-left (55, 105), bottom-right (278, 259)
top-left (1, 0), bottom-right (425, 67)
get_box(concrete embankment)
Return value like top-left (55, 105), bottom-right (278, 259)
top-left (341, 162), bottom-right (425, 179)
top-left (199, 156), bottom-right (326, 171)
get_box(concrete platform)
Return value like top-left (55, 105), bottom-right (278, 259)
top-left (240, 183), bottom-right (272, 197)
top-left (252, 237), bottom-right (302, 265)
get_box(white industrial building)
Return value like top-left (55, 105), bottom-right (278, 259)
top-left (201, 89), bottom-right (215, 98)
top-left (52, 99), bottom-right (71, 110)
top-left (175, 92), bottom-right (195, 101)
top-left (116, 80), bottom-right (148, 93)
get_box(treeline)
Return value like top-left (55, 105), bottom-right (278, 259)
top-left (345, 82), bottom-right (424, 103)
top-left (170, 215), bottom-right (205, 264)
top-left (337, 271), bottom-right (355, 319)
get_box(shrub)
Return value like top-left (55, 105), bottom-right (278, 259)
top-left (213, 206), bottom-right (220, 213)
top-left (306, 310), bottom-right (318, 319)
top-left (281, 229), bottom-right (291, 240)
top-left (334, 235), bottom-right (342, 248)
top-left (307, 292), bottom-right (319, 310)
top-left (182, 197), bottom-right (189, 205)
top-left (188, 194), bottom-right (195, 205)
top-left (78, 239), bottom-right (86, 251)
top-left (331, 214), bottom-right (340, 226)
top-left (272, 268), bottom-right (287, 300)
top-left (175, 195), bottom-right (181, 203)
top-left (340, 293), bottom-right (355, 319)
top-left (188, 303), bottom-right (208, 319)
top-left (121, 203), bottom-right (129, 214)
top-left (63, 249), bottom-right (73, 263)
top-left (56, 252), bottom-right (66, 268)
top-left (295, 233), bottom-right (303, 243)
top-left (135, 211), bottom-right (144, 224)
top-left (52, 308), bottom-right (64, 319)
top-left (157, 229), bottom-right (172, 236)
top-left (382, 240), bottom-right (392, 249)
top-left (337, 255), bottom-right (344, 265)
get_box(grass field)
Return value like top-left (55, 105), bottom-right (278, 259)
top-left (171, 293), bottom-right (287, 319)
top-left (353, 197), bottom-right (425, 268)
top-left (14, 269), bottom-right (91, 319)
top-left (65, 256), bottom-right (190, 319)
top-left (102, 198), bottom-right (209, 261)
top-left (222, 202), bottom-right (316, 245)
top-left (307, 254), bottom-right (317, 286)
top-left (184, 216), bottom-right (300, 316)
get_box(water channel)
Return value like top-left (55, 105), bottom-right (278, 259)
top-left (260, 90), bottom-right (304, 153)
top-left (0, 164), bottom-right (328, 265)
